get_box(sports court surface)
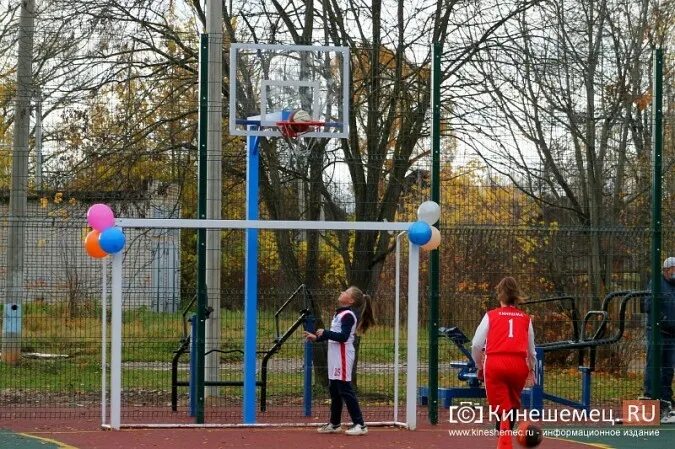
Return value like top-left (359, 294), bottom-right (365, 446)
top-left (3, 418), bottom-right (673, 449)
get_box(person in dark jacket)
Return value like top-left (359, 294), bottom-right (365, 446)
top-left (643, 256), bottom-right (675, 423)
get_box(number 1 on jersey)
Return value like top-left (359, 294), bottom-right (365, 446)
top-left (508, 318), bottom-right (514, 338)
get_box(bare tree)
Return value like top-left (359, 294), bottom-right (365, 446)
top-left (460, 0), bottom-right (661, 305)
top-left (2, 0), bottom-right (545, 300)
top-left (231, 0), bottom-right (544, 295)
top-left (217, 0), bottom-right (542, 385)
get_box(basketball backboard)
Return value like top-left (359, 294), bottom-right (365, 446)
top-left (229, 43), bottom-right (350, 139)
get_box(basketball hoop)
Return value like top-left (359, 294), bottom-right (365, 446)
top-left (276, 120), bottom-right (325, 138)
top-left (275, 112), bottom-right (323, 161)
top-left (276, 109), bottom-right (324, 138)
top-left (229, 44), bottom-right (349, 139)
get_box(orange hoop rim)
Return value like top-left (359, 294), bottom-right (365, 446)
top-left (276, 120), bottom-right (325, 138)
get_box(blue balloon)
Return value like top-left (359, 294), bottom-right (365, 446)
top-left (408, 221), bottom-right (432, 245)
top-left (99, 227), bottom-right (126, 254)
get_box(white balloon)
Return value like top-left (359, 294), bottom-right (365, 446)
top-left (421, 226), bottom-right (441, 251)
top-left (417, 201), bottom-right (441, 224)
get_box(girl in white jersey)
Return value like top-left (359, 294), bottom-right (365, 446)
top-left (304, 286), bottom-right (375, 436)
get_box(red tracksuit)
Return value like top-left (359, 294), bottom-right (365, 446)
top-left (472, 306), bottom-right (535, 449)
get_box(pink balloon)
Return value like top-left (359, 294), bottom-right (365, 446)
top-left (87, 203), bottom-right (115, 231)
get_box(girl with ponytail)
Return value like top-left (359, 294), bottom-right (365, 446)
top-left (304, 286), bottom-right (375, 436)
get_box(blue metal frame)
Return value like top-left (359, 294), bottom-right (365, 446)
top-left (303, 315), bottom-right (315, 416)
top-left (540, 364), bottom-right (592, 412)
top-left (419, 345), bottom-right (597, 413)
top-left (243, 111), bottom-right (291, 423)
top-left (189, 314), bottom-right (197, 417)
top-left (243, 131), bottom-right (260, 423)
top-left (419, 347), bottom-right (547, 411)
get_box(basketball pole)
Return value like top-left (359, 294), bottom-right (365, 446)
top-left (243, 108), bottom-right (290, 424)
top-left (243, 126), bottom-right (260, 424)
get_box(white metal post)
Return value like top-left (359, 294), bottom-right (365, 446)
top-left (394, 232), bottom-right (404, 423)
top-left (101, 257), bottom-right (108, 426)
top-left (111, 252), bottom-right (123, 430)
top-left (116, 219), bottom-right (410, 232)
top-left (406, 241), bottom-right (420, 430)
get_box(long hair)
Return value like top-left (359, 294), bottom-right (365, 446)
top-left (346, 286), bottom-right (376, 335)
top-left (495, 277), bottom-right (527, 306)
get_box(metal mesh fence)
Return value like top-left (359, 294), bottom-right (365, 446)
top-left (1, 222), bottom-right (673, 421)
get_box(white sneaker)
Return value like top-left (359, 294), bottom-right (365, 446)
top-left (661, 412), bottom-right (675, 424)
top-left (317, 423), bottom-right (342, 433)
top-left (345, 424), bottom-right (368, 436)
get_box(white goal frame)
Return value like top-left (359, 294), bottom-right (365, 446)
top-left (102, 218), bottom-right (421, 430)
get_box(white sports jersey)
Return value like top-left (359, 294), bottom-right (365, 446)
top-left (327, 310), bottom-right (357, 381)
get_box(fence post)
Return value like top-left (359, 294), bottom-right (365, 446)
top-left (648, 46), bottom-right (663, 402)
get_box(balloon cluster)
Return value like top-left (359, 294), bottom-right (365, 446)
top-left (407, 201), bottom-right (441, 251)
top-left (83, 204), bottom-right (126, 259)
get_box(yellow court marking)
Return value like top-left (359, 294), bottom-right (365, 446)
top-left (575, 444), bottom-right (615, 449)
top-left (548, 437), bottom-right (615, 449)
top-left (28, 430), bottom-right (101, 434)
top-left (18, 432), bottom-right (79, 449)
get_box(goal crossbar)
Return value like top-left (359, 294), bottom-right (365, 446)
top-left (115, 218), bottom-right (412, 232)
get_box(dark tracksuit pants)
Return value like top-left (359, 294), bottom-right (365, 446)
top-left (643, 329), bottom-right (675, 403)
top-left (329, 379), bottom-right (364, 426)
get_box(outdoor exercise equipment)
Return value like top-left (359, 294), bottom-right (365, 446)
top-left (171, 284), bottom-right (315, 414)
top-left (418, 326), bottom-right (544, 409)
top-left (534, 290), bottom-right (649, 411)
top-left (420, 290), bottom-right (649, 411)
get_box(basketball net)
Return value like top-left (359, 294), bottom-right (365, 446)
top-left (276, 119), bottom-right (324, 161)
top-left (280, 129), bottom-right (311, 163)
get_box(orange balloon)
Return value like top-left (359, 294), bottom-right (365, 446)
top-left (84, 229), bottom-right (107, 258)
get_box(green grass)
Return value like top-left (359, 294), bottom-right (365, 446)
top-left (538, 369), bottom-right (643, 403)
top-left (0, 359), bottom-right (102, 391)
top-left (0, 302), bottom-right (643, 404)
top-left (14, 303), bottom-right (417, 363)
top-left (1, 360), bottom-right (642, 411)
